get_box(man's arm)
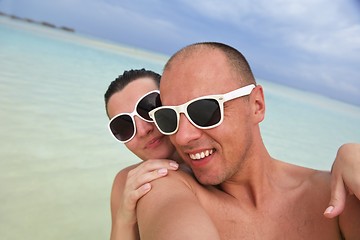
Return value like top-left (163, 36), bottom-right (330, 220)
top-left (136, 170), bottom-right (220, 240)
top-left (324, 143), bottom-right (360, 218)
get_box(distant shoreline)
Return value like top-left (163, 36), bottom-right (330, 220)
top-left (0, 11), bottom-right (75, 33)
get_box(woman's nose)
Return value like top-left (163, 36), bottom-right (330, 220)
top-left (134, 116), bottom-right (153, 137)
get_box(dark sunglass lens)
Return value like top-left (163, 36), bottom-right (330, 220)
top-left (110, 115), bottom-right (134, 141)
top-left (154, 109), bottom-right (177, 133)
top-left (137, 92), bottom-right (161, 120)
top-left (188, 99), bottom-right (221, 127)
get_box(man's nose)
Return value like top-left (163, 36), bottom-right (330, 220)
top-left (173, 113), bottom-right (202, 146)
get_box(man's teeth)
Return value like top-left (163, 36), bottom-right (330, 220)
top-left (189, 149), bottom-right (213, 160)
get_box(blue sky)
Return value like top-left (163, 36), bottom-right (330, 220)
top-left (1, 0), bottom-right (359, 106)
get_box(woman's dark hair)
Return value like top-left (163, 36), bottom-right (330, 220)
top-left (104, 68), bottom-right (161, 107)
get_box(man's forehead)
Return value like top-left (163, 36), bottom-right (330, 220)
top-left (159, 77), bottom-right (233, 106)
top-left (159, 47), bottom-right (232, 103)
top-left (159, 77), bottom-right (191, 105)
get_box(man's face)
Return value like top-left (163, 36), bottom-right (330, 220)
top-left (160, 49), bottom-right (254, 185)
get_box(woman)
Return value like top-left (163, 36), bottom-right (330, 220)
top-left (105, 69), bottom-right (182, 240)
top-left (105, 68), bottom-right (360, 240)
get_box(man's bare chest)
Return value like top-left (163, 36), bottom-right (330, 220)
top-left (205, 200), bottom-right (341, 240)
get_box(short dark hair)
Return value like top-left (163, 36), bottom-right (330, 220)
top-left (104, 69), bottom-right (161, 116)
top-left (104, 68), bottom-right (160, 105)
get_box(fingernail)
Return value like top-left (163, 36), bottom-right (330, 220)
top-left (169, 162), bottom-right (179, 168)
top-left (324, 206), bottom-right (334, 214)
top-left (143, 183), bottom-right (151, 191)
top-left (158, 168), bottom-right (168, 175)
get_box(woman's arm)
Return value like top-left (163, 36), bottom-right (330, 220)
top-left (324, 143), bottom-right (360, 218)
top-left (110, 160), bottom-right (179, 240)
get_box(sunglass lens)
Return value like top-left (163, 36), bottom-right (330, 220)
top-left (109, 115), bottom-right (134, 142)
top-left (188, 99), bottom-right (221, 127)
top-left (137, 92), bottom-right (161, 121)
top-left (154, 108), bottom-right (178, 133)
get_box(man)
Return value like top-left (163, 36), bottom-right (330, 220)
top-left (136, 42), bottom-right (360, 239)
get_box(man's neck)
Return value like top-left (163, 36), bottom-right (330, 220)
top-left (219, 149), bottom-right (276, 208)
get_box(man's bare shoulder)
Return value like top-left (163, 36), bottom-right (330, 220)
top-left (136, 168), bottom-right (221, 239)
top-left (276, 159), bottom-right (331, 188)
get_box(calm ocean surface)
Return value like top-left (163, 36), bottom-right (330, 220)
top-left (1, 16), bottom-right (359, 239)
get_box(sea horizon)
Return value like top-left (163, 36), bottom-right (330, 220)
top-left (1, 14), bottom-right (359, 107)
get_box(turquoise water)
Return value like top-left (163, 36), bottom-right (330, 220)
top-left (1, 16), bottom-right (359, 239)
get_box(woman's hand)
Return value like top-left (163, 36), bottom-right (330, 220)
top-left (120, 159), bottom-right (179, 224)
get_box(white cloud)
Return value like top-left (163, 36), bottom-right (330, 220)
top-left (178, 0), bottom-right (360, 58)
top-left (290, 24), bottom-right (360, 60)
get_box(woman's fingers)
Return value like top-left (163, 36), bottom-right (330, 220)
top-left (123, 160), bottom-right (180, 208)
top-left (128, 159), bottom-right (179, 178)
top-left (126, 183), bottom-right (152, 206)
top-left (324, 174), bottom-right (346, 218)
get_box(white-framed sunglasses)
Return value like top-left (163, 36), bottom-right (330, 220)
top-left (149, 84), bottom-right (255, 135)
top-left (108, 90), bottom-right (160, 143)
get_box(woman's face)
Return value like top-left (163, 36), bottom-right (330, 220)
top-left (107, 77), bottom-right (176, 161)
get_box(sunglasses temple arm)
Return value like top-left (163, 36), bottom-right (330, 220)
top-left (223, 84), bottom-right (255, 101)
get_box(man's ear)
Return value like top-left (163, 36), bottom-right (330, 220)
top-left (251, 85), bottom-right (265, 123)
